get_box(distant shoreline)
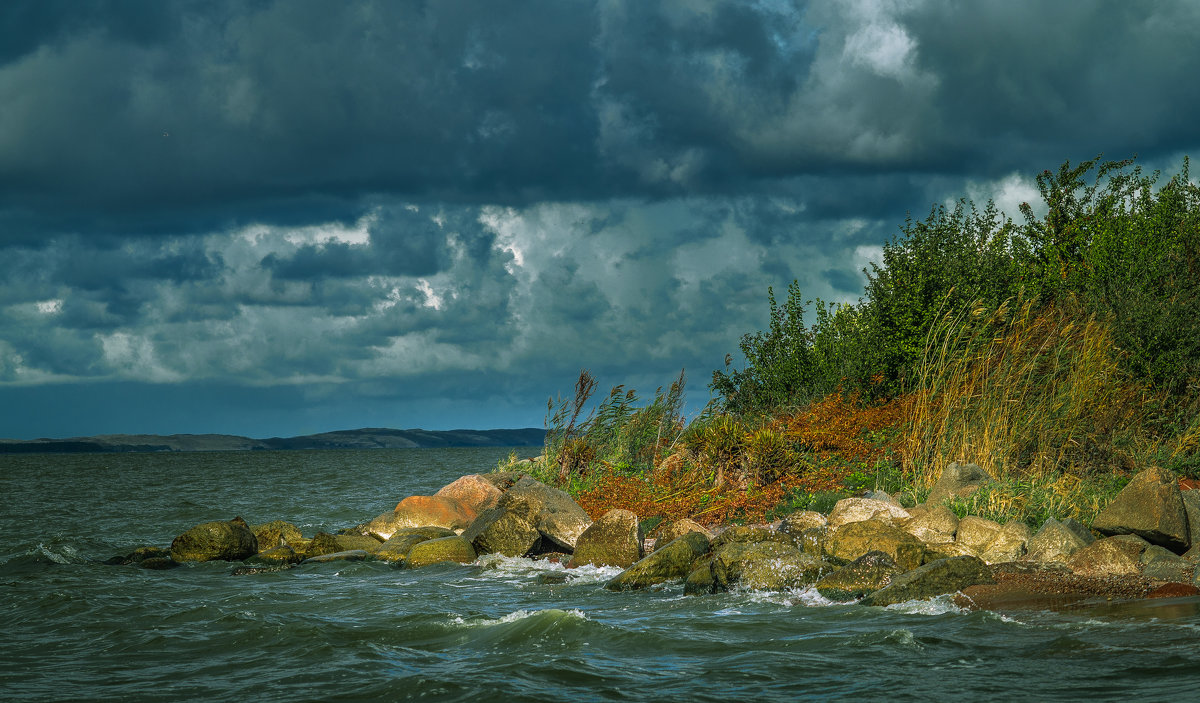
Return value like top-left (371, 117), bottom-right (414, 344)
top-left (0, 427), bottom-right (546, 454)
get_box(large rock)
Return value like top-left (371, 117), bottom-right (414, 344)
top-left (302, 549), bottom-right (369, 564)
top-left (827, 498), bottom-right (910, 528)
top-left (778, 511), bottom-right (828, 535)
top-left (251, 521), bottom-right (303, 551)
top-left (859, 556), bottom-right (993, 607)
top-left (333, 533), bottom-right (384, 554)
top-left (954, 516), bottom-right (1002, 555)
top-left (649, 518), bottom-right (713, 551)
top-left (1025, 517), bottom-right (1095, 563)
top-left (605, 532), bottom-right (711, 591)
top-left (298, 532), bottom-right (343, 559)
top-left (705, 541), bottom-right (826, 592)
top-left (1093, 466), bottom-right (1189, 551)
top-left (816, 551), bottom-right (901, 602)
top-left (827, 520), bottom-right (924, 569)
top-left (979, 521), bottom-right (1032, 564)
top-left (365, 495), bottom-right (478, 540)
top-left (461, 502), bottom-right (542, 557)
top-left (1140, 545), bottom-right (1195, 583)
top-left (375, 526), bottom-right (457, 563)
top-left (435, 474), bottom-right (503, 513)
top-left (711, 525), bottom-right (795, 549)
top-left (245, 545), bottom-right (303, 566)
top-left (902, 504), bottom-right (958, 544)
top-left (170, 517), bottom-right (258, 562)
top-left (499, 477), bottom-right (592, 551)
top-left (405, 536), bottom-right (477, 568)
top-left (568, 509), bottom-right (643, 568)
top-left (1067, 534), bottom-right (1150, 577)
top-left (926, 462), bottom-right (993, 504)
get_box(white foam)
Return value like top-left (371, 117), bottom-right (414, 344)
top-left (884, 593), bottom-right (969, 616)
top-left (471, 553), bottom-right (623, 585)
top-left (450, 608), bottom-right (590, 628)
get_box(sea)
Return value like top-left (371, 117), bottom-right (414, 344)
top-left (3, 448), bottom-right (1200, 702)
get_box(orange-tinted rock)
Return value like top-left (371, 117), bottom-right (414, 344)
top-left (1147, 582), bottom-right (1200, 598)
top-left (365, 495), bottom-right (477, 540)
top-left (435, 474), bottom-right (503, 513)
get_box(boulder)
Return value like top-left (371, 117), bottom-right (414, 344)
top-left (778, 511), bottom-right (828, 535)
top-left (405, 536), bottom-right (477, 568)
top-left (605, 532), bottom-right (711, 591)
top-left (333, 534), bottom-right (384, 554)
top-left (170, 517), bottom-right (258, 562)
top-left (711, 525), bottom-right (795, 550)
top-left (245, 545), bottom-right (303, 566)
top-left (1093, 466), bottom-right (1189, 551)
top-left (649, 518), bottom-right (713, 550)
top-left (568, 509), bottom-right (643, 568)
top-left (480, 471), bottom-right (525, 491)
top-left (1067, 534), bottom-right (1150, 577)
top-left (1140, 545), bottom-right (1195, 583)
top-left (1180, 489), bottom-right (1200, 549)
top-left (298, 532), bottom-right (343, 560)
top-left (435, 474), bottom-right (503, 513)
top-left (104, 546), bottom-right (173, 566)
top-left (979, 521), bottom-right (1032, 564)
top-left (926, 462), bottom-right (993, 504)
top-left (861, 490), bottom-right (901, 505)
top-left (1025, 517), bottom-right (1095, 563)
top-left (954, 516), bottom-right (1002, 555)
top-left (375, 526), bottom-right (457, 563)
top-left (499, 477), bottom-right (592, 551)
top-left (251, 521), bottom-right (303, 551)
top-left (901, 504), bottom-right (958, 544)
top-left (793, 527), bottom-right (829, 559)
top-left (302, 549), bottom-right (370, 564)
top-left (705, 541), bottom-right (826, 592)
top-left (827, 520), bottom-right (923, 568)
top-left (461, 502), bottom-right (542, 557)
top-left (816, 551), bottom-right (901, 602)
top-left (365, 495), bottom-right (478, 540)
top-left (827, 498), bottom-right (910, 529)
top-left (859, 556), bottom-right (993, 607)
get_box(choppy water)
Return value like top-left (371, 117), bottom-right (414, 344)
top-left (4, 449), bottom-right (1200, 702)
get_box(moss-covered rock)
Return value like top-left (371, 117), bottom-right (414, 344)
top-left (245, 545), bottom-right (303, 566)
top-left (301, 549), bottom-right (370, 564)
top-left (333, 533), bottom-right (384, 554)
top-left (170, 517), bottom-right (258, 562)
top-left (251, 521), bottom-right (303, 551)
top-left (859, 556), bottom-right (993, 607)
top-left (954, 516), bottom-right (1002, 555)
top-left (405, 536), bottom-right (477, 568)
top-left (568, 509), bottom-right (643, 568)
top-left (901, 504), bottom-right (958, 545)
top-left (375, 527), bottom-right (457, 563)
top-left (605, 532), bottom-right (711, 591)
top-left (1093, 466), bottom-right (1189, 551)
top-left (827, 520), bottom-right (922, 566)
top-left (461, 501), bottom-right (543, 557)
top-left (499, 477), bottom-right (592, 551)
top-left (1067, 534), bottom-right (1150, 577)
top-left (650, 519), bottom-right (713, 551)
top-left (816, 551), bottom-right (901, 602)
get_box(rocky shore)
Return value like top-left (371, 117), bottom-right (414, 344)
top-left (108, 463), bottom-right (1200, 614)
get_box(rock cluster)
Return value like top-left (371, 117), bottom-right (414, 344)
top-left (104, 464), bottom-right (1200, 611)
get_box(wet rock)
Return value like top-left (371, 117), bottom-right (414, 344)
top-left (901, 504), bottom-right (958, 545)
top-left (405, 536), bottom-right (477, 568)
top-left (605, 532), bottom-right (711, 591)
top-left (649, 518), bottom-right (713, 551)
top-left (827, 520), bottom-right (922, 566)
top-left (435, 474), bottom-right (503, 513)
top-left (926, 462), bottom-right (993, 504)
top-left (499, 476), bottom-right (592, 551)
top-left (859, 556), bottom-right (993, 607)
top-left (250, 521), bottom-right (303, 551)
top-left (1093, 466), bottom-right (1189, 551)
top-left (793, 526), bottom-right (829, 559)
top-left (461, 502), bottom-right (542, 557)
top-left (954, 516), bottom-right (1002, 555)
top-left (170, 517), bottom-right (258, 562)
top-left (301, 549), bottom-right (370, 564)
top-left (1025, 517), bottom-right (1095, 563)
top-left (684, 559), bottom-right (716, 595)
top-left (365, 495), bottom-right (478, 541)
top-left (332, 534), bottom-right (383, 554)
top-left (706, 541), bottom-right (826, 592)
top-left (375, 527), bottom-right (457, 563)
top-left (778, 511), bottom-right (828, 536)
top-left (827, 498), bottom-right (910, 528)
top-left (980, 521), bottom-right (1032, 564)
top-left (245, 545), bottom-right (303, 566)
top-left (816, 551), bottom-right (901, 602)
top-left (568, 509), bottom-right (643, 568)
top-left (1067, 534), bottom-right (1150, 577)
top-left (711, 525), bottom-right (795, 550)
top-left (104, 546), bottom-right (173, 566)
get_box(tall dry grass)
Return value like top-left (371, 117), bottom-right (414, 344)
top-left (903, 297), bottom-right (1154, 494)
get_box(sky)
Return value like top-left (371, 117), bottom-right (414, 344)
top-left (2, 0), bottom-right (1199, 439)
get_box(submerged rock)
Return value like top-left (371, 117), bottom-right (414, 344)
top-left (301, 549), bottom-right (370, 564)
top-left (606, 532), bottom-right (711, 591)
top-left (816, 551), bottom-right (900, 602)
top-left (859, 556), bottom-right (993, 607)
top-left (1093, 466), bottom-right (1189, 551)
top-left (170, 517), bottom-right (258, 563)
top-left (245, 545), bottom-right (303, 566)
top-left (568, 509), bottom-right (643, 568)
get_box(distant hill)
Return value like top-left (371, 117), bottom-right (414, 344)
top-left (0, 427), bottom-right (546, 454)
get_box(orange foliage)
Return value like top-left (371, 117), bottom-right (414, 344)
top-left (782, 390), bottom-right (909, 463)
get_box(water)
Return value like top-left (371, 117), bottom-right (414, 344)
top-left (4, 449), bottom-right (1200, 702)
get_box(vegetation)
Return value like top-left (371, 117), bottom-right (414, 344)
top-left (512, 156), bottom-right (1200, 530)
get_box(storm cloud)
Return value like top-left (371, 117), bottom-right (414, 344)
top-left (1, 0), bottom-right (1198, 437)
